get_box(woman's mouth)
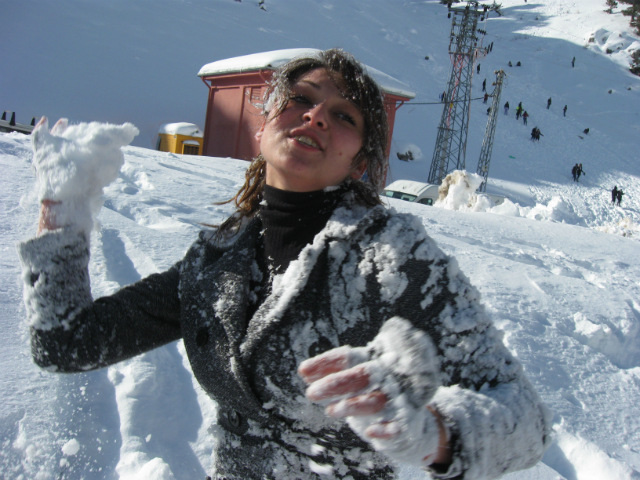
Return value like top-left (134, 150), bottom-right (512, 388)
top-left (294, 135), bottom-right (320, 149)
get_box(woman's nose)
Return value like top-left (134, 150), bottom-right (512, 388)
top-left (303, 103), bottom-right (327, 129)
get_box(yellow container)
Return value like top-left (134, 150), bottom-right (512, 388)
top-left (157, 123), bottom-right (204, 155)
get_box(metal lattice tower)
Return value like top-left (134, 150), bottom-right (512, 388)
top-left (476, 70), bottom-right (506, 192)
top-left (428, 1), bottom-right (489, 185)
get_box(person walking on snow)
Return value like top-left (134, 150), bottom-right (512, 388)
top-left (483, 93), bottom-right (489, 104)
top-left (516, 104), bottom-right (523, 120)
top-left (547, 97), bottom-right (552, 109)
top-left (504, 101), bottom-right (510, 115)
top-left (522, 111), bottom-right (529, 125)
top-left (576, 163), bottom-right (585, 182)
top-left (18, 48), bottom-right (551, 480)
top-left (482, 79), bottom-right (487, 92)
top-left (617, 189), bottom-right (625, 206)
top-left (563, 105), bottom-right (567, 117)
top-left (611, 186), bottom-right (619, 204)
top-left (572, 56), bottom-right (576, 67)
top-left (477, 63), bottom-right (481, 74)
top-left (572, 164), bottom-right (579, 181)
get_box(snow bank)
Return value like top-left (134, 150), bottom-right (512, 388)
top-left (434, 170), bottom-right (584, 225)
top-left (594, 217), bottom-right (640, 240)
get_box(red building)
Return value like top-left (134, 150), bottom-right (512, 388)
top-left (198, 49), bottom-right (415, 161)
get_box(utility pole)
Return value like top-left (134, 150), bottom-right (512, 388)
top-left (476, 70), bottom-right (506, 192)
top-left (428, 1), bottom-right (489, 185)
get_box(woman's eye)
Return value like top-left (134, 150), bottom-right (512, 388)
top-left (337, 112), bottom-right (356, 126)
top-left (290, 95), bottom-right (312, 105)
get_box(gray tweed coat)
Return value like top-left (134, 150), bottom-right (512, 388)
top-left (19, 193), bottom-right (551, 479)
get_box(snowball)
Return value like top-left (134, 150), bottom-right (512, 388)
top-left (61, 438), bottom-right (80, 456)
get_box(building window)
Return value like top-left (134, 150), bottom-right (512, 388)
top-left (183, 144), bottom-right (200, 155)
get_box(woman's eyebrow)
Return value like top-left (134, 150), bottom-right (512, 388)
top-left (298, 80), bottom-right (321, 90)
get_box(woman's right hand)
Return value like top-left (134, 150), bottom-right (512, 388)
top-left (37, 200), bottom-right (62, 235)
top-left (30, 116), bottom-right (139, 235)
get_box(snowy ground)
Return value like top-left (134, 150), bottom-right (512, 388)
top-left (2, 0), bottom-right (640, 479)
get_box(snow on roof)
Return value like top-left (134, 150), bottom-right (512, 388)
top-left (198, 48), bottom-right (415, 99)
top-left (158, 122), bottom-right (203, 137)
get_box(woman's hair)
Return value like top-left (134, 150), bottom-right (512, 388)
top-left (220, 48), bottom-right (389, 229)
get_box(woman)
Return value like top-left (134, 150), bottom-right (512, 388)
top-left (20, 49), bottom-right (550, 479)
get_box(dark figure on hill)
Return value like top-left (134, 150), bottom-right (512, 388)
top-left (572, 164), bottom-right (579, 182)
top-left (482, 79), bottom-right (487, 92)
top-left (547, 97), bottom-right (552, 109)
top-left (487, 107), bottom-right (492, 115)
top-left (484, 93), bottom-right (489, 104)
top-left (440, 91), bottom-right (446, 102)
top-left (583, 128), bottom-right (590, 135)
top-left (611, 186), bottom-right (619, 203)
top-left (572, 56), bottom-right (576, 67)
top-left (523, 111), bottom-right (529, 125)
top-left (533, 127), bottom-right (543, 141)
top-left (508, 61), bottom-right (513, 67)
top-left (531, 128), bottom-right (538, 141)
top-left (504, 101), bottom-right (510, 115)
top-left (516, 105), bottom-right (523, 120)
top-left (617, 189), bottom-right (624, 206)
top-left (563, 105), bottom-right (567, 117)
top-left (477, 64), bottom-right (481, 74)
top-left (516, 61), bottom-right (522, 66)
top-left (576, 164), bottom-right (585, 182)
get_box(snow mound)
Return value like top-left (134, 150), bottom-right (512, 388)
top-left (594, 217), bottom-right (639, 240)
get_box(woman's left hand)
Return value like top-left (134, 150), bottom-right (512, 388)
top-left (298, 317), bottom-right (452, 467)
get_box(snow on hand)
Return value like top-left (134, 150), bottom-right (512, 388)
top-left (31, 118), bottom-right (139, 234)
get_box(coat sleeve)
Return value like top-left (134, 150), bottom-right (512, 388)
top-left (368, 213), bottom-right (552, 480)
top-left (18, 227), bottom-right (182, 372)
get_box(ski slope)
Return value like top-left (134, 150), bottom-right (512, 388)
top-left (2, 0), bottom-right (640, 479)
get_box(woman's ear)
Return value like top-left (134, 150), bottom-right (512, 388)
top-left (350, 161), bottom-right (368, 180)
top-left (255, 121), bottom-right (266, 142)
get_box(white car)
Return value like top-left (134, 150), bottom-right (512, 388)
top-left (381, 180), bottom-right (507, 206)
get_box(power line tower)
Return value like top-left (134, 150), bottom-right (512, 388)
top-left (476, 69), bottom-right (506, 192)
top-left (428, 1), bottom-right (489, 185)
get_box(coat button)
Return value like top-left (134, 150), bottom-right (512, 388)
top-left (227, 410), bottom-right (241, 428)
top-left (196, 327), bottom-right (209, 347)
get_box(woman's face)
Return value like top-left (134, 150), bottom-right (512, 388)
top-left (257, 68), bottom-right (366, 192)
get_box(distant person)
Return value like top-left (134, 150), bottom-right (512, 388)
top-left (439, 91), bottom-right (446, 102)
top-left (532, 128), bottom-right (538, 141)
top-left (516, 105), bottom-right (523, 120)
top-left (508, 61), bottom-right (513, 67)
top-left (572, 56), bottom-right (576, 67)
top-left (583, 128), bottom-right (590, 135)
top-left (482, 78), bottom-right (487, 92)
top-left (484, 93), bottom-right (489, 104)
top-left (487, 107), bottom-right (492, 115)
top-left (611, 186), bottom-right (619, 203)
top-left (617, 189), bottom-right (624, 206)
top-left (477, 63), bottom-right (481, 74)
top-left (572, 164), bottom-right (579, 182)
top-left (563, 105), bottom-right (567, 117)
top-left (547, 97), bottom-right (552, 109)
top-left (522, 111), bottom-right (529, 125)
top-left (516, 61), bottom-right (522, 66)
top-left (504, 101), bottom-right (510, 115)
top-left (535, 127), bottom-right (543, 141)
top-left (576, 163), bottom-right (585, 182)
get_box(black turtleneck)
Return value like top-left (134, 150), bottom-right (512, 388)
top-left (259, 184), bottom-right (346, 275)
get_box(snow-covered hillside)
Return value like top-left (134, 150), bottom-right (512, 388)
top-left (2, 1), bottom-right (640, 479)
